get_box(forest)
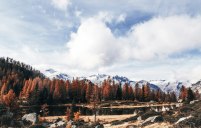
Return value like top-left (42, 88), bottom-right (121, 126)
top-left (0, 57), bottom-right (198, 109)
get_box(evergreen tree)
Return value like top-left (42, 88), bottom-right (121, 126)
top-left (186, 88), bottom-right (195, 102)
top-left (116, 84), bottom-right (122, 100)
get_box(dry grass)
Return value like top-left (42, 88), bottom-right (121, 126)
top-left (144, 122), bottom-right (173, 128)
top-left (40, 114), bottom-right (134, 123)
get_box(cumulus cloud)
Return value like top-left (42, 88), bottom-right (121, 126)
top-left (66, 15), bottom-right (201, 70)
top-left (51, 0), bottom-right (71, 11)
top-left (66, 17), bottom-right (119, 69)
top-left (126, 15), bottom-right (201, 60)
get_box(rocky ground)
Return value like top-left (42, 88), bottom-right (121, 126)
top-left (1, 100), bottom-right (201, 128)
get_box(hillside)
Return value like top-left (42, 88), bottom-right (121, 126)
top-left (0, 57), bottom-right (44, 96)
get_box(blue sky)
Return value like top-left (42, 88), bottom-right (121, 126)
top-left (1, 0), bottom-right (201, 82)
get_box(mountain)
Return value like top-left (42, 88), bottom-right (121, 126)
top-left (136, 80), bottom-right (161, 91)
top-left (42, 69), bottom-right (201, 95)
top-left (149, 80), bottom-right (192, 96)
top-left (43, 68), bottom-right (72, 81)
top-left (85, 74), bottom-right (130, 85)
top-left (42, 69), bottom-right (161, 91)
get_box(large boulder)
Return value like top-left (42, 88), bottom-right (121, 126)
top-left (22, 113), bottom-right (38, 125)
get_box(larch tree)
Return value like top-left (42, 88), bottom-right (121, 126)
top-left (122, 83), bottom-right (129, 100)
top-left (3, 89), bottom-right (17, 108)
top-left (179, 86), bottom-right (187, 101)
top-left (85, 81), bottom-right (93, 102)
top-left (134, 83), bottom-right (140, 101)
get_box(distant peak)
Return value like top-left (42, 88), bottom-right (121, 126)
top-left (45, 68), bottom-right (56, 73)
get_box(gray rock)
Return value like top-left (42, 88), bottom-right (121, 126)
top-left (190, 100), bottom-right (199, 104)
top-left (137, 116), bottom-right (142, 121)
top-left (49, 120), bottom-right (66, 128)
top-left (95, 124), bottom-right (104, 128)
top-left (22, 113), bottom-right (38, 125)
top-left (71, 125), bottom-right (77, 128)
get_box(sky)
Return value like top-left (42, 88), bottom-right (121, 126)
top-left (1, 0), bottom-right (201, 82)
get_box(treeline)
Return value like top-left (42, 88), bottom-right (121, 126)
top-left (179, 85), bottom-right (200, 103)
top-left (0, 57), bottom-right (199, 109)
top-left (1, 77), bottom-right (179, 108)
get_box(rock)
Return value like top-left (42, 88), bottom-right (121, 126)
top-left (22, 113), bottom-right (38, 125)
top-left (176, 103), bottom-right (183, 107)
top-left (170, 105), bottom-right (174, 110)
top-left (178, 99), bottom-right (183, 103)
top-left (162, 106), bottom-right (166, 112)
top-left (165, 107), bottom-right (170, 111)
top-left (95, 124), bottom-right (104, 128)
top-left (190, 100), bottom-right (199, 104)
top-left (133, 110), bottom-right (137, 116)
top-left (67, 120), bottom-right (73, 126)
top-left (141, 115), bottom-right (164, 126)
top-left (154, 108), bottom-right (159, 112)
top-left (137, 116), bottom-right (142, 121)
top-left (49, 120), bottom-right (66, 128)
top-left (175, 115), bottom-right (193, 124)
top-left (71, 125), bottom-right (77, 128)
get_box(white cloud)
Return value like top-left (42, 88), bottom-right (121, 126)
top-left (66, 15), bottom-right (201, 71)
top-left (66, 17), bottom-right (119, 69)
top-left (51, 0), bottom-right (71, 11)
top-left (2, 0), bottom-right (201, 81)
top-left (127, 15), bottom-right (201, 60)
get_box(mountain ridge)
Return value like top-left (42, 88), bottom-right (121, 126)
top-left (43, 69), bottom-right (200, 94)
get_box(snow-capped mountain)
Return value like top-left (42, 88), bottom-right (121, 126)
top-left (84, 74), bottom-right (109, 85)
top-left (85, 74), bottom-right (131, 85)
top-left (42, 69), bottom-right (161, 91)
top-left (42, 69), bottom-right (201, 94)
top-left (136, 80), bottom-right (161, 91)
top-left (43, 68), bottom-right (72, 81)
top-left (149, 80), bottom-right (192, 96)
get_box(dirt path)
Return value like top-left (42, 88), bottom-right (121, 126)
top-left (41, 114), bottom-right (134, 123)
